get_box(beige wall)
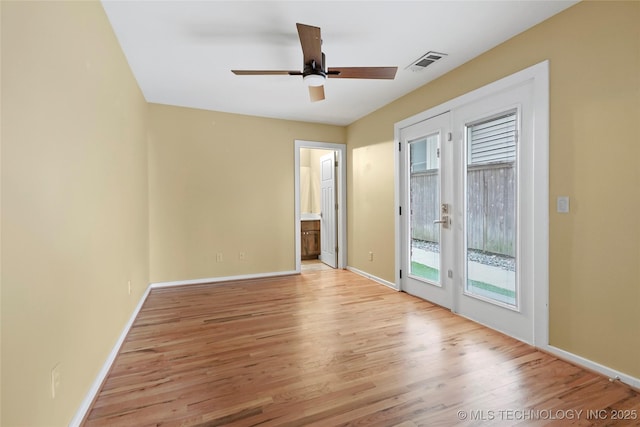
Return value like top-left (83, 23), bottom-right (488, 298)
top-left (347, 1), bottom-right (640, 378)
top-left (148, 104), bottom-right (344, 283)
top-left (300, 148), bottom-right (333, 214)
top-left (0, 2), bottom-right (3, 422)
top-left (300, 148), bottom-right (313, 213)
top-left (1, 2), bottom-right (149, 426)
top-left (0, 0), bottom-right (2, 425)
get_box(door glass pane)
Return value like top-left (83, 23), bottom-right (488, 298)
top-left (465, 112), bottom-right (517, 306)
top-left (409, 133), bottom-right (440, 285)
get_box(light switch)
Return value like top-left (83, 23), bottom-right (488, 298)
top-left (557, 196), bottom-right (570, 213)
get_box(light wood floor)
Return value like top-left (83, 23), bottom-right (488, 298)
top-left (83, 269), bottom-right (640, 426)
top-left (301, 259), bottom-right (334, 272)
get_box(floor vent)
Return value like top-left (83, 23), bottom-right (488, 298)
top-left (406, 51), bottom-right (447, 72)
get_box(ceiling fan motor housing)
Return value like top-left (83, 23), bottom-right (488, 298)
top-left (303, 57), bottom-right (326, 76)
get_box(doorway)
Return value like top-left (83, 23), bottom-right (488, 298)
top-left (395, 61), bottom-right (549, 345)
top-left (295, 140), bottom-right (347, 272)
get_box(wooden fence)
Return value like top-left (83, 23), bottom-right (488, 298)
top-left (410, 163), bottom-right (515, 256)
top-left (410, 171), bottom-right (440, 244)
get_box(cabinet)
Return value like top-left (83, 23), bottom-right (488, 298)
top-left (301, 220), bottom-right (321, 260)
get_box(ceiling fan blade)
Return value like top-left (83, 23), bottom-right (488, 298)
top-left (308, 85), bottom-right (325, 102)
top-left (327, 67), bottom-right (398, 79)
top-left (232, 70), bottom-right (302, 76)
top-left (296, 23), bottom-right (322, 66)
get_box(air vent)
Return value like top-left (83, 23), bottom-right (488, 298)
top-left (406, 51), bottom-right (447, 72)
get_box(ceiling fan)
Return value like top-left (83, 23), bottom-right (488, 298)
top-left (232, 23), bottom-right (398, 102)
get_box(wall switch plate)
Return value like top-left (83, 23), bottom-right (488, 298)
top-left (557, 196), bottom-right (570, 213)
top-left (216, 253), bottom-right (223, 262)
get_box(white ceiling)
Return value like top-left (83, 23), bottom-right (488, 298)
top-left (101, 1), bottom-right (577, 126)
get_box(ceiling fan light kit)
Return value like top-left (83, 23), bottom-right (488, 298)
top-left (303, 74), bottom-right (325, 87)
top-left (232, 23), bottom-right (397, 102)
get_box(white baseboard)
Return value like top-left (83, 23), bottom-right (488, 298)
top-left (542, 344), bottom-right (640, 391)
top-left (69, 269), bottom-right (298, 426)
top-left (69, 285), bottom-right (152, 427)
top-left (149, 270), bottom-right (298, 289)
top-left (346, 266), bottom-right (398, 290)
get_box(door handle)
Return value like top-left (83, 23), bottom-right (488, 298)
top-left (433, 216), bottom-right (450, 229)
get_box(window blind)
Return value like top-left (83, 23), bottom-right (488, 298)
top-left (468, 113), bottom-right (516, 165)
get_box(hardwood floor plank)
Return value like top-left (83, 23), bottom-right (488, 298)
top-left (83, 269), bottom-right (640, 426)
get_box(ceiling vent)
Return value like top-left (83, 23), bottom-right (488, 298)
top-left (406, 51), bottom-right (447, 72)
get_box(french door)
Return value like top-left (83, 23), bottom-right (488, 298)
top-left (399, 81), bottom-right (536, 344)
top-left (399, 112), bottom-right (454, 309)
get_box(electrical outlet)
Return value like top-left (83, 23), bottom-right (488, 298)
top-left (216, 253), bottom-right (223, 262)
top-left (239, 251), bottom-right (246, 260)
top-left (51, 364), bottom-right (61, 399)
top-left (369, 251), bottom-right (374, 261)
top-left (557, 196), bottom-right (570, 213)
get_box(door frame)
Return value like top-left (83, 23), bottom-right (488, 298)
top-left (294, 140), bottom-right (347, 272)
top-left (394, 60), bottom-right (549, 346)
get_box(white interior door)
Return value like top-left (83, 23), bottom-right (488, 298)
top-left (320, 151), bottom-right (337, 268)
top-left (399, 80), bottom-right (537, 344)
